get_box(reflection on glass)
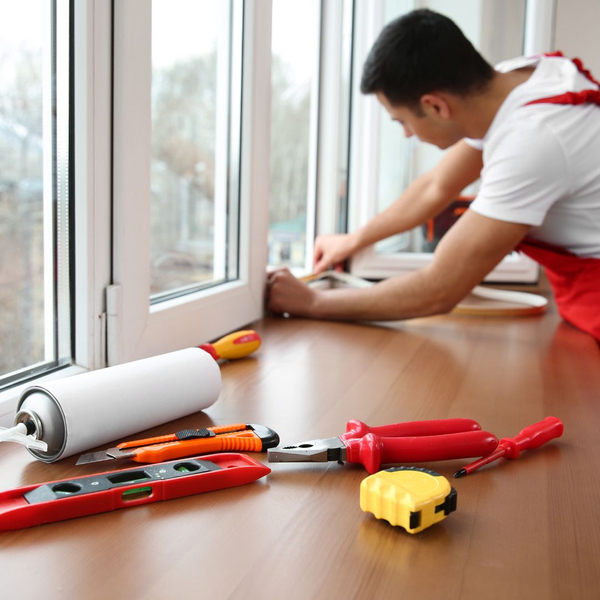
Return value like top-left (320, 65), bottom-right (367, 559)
top-left (376, 0), bottom-right (527, 255)
top-left (0, 1), bottom-right (46, 378)
top-left (151, 0), bottom-right (233, 298)
top-left (269, 0), bottom-right (320, 269)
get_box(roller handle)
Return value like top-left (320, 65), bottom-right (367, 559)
top-left (342, 418), bottom-right (481, 441)
top-left (199, 330), bottom-right (261, 361)
top-left (500, 416), bottom-right (564, 459)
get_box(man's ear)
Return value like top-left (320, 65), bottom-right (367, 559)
top-left (420, 93), bottom-right (451, 119)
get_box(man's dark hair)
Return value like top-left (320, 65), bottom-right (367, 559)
top-left (360, 9), bottom-right (495, 110)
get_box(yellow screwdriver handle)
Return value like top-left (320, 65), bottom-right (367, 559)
top-left (199, 330), bottom-right (261, 361)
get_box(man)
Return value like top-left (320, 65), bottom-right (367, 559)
top-left (266, 9), bottom-right (600, 340)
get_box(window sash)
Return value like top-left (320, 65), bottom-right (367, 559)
top-left (110, 0), bottom-right (269, 365)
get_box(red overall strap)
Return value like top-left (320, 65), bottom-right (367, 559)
top-left (516, 53), bottom-right (600, 340)
top-left (525, 89), bottom-right (600, 107)
top-left (525, 52), bottom-right (600, 107)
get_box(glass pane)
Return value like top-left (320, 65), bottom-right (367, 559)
top-left (269, 0), bottom-right (320, 270)
top-left (150, 0), bottom-right (237, 299)
top-left (0, 0), bottom-right (69, 383)
top-left (374, 0), bottom-right (527, 255)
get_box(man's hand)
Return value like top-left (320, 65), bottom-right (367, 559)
top-left (313, 233), bottom-right (359, 274)
top-left (266, 268), bottom-right (320, 317)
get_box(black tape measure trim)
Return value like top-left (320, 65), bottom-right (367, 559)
top-left (385, 466), bottom-right (442, 477)
top-left (409, 511), bottom-right (421, 530)
top-left (435, 488), bottom-right (458, 516)
top-left (386, 466), bottom-right (457, 525)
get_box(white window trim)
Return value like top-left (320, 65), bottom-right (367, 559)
top-left (74, 0), bottom-right (113, 372)
top-left (315, 0), bottom-right (353, 239)
top-left (347, 0), bottom-right (556, 284)
top-left (110, 0), bottom-right (270, 365)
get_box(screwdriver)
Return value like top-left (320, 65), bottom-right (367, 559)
top-left (453, 416), bottom-right (564, 478)
top-left (199, 330), bottom-right (261, 361)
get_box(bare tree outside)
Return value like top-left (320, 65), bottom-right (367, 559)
top-left (269, 54), bottom-right (312, 268)
top-left (150, 52), bottom-right (218, 295)
top-left (0, 34), bottom-right (46, 377)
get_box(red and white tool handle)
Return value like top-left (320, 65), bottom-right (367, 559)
top-left (341, 418), bottom-right (482, 442)
top-left (345, 430), bottom-right (499, 474)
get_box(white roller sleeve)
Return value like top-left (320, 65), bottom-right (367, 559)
top-left (27, 348), bottom-right (221, 459)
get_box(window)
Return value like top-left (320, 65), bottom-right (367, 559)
top-left (268, 0), bottom-right (321, 273)
top-left (268, 0), bottom-right (355, 274)
top-left (112, 0), bottom-right (269, 364)
top-left (0, 0), bottom-right (72, 388)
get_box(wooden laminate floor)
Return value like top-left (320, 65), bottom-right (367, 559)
top-left (1, 304), bottom-right (599, 599)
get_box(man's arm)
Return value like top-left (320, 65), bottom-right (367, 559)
top-left (313, 140), bottom-right (483, 272)
top-left (268, 210), bottom-right (531, 321)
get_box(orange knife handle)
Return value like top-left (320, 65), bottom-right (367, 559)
top-left (217, 435), bottom-right (263, 453)
top-left (134, 439), bottom-right (225, 462)
top-left (132, 432), bottom-right (264, 463)
top-left (116, 424), bottom-right (249, 450)
top-left (199, 330), bottom-right (261, 361)
top-left (117, 433), bottom-right (177, 450)
top-left (209, 423), bottom-right (249, 434)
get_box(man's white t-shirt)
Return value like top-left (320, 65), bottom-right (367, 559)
top-left (466, 55), bottom-right (600, 258)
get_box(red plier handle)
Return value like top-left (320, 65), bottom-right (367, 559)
top-left (345, 430), bottom-right (499, 473)
top-left (341, 418), bottom-right (482, 442)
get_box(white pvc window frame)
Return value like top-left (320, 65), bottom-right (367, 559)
top-left (111, 0), bottom-right (270, 365)
top-left (347, 0), bottom-right (556, 283)
top-left (315, 0), bottom-right (354, 239)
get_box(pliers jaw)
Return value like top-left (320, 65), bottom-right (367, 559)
top-left (267, 437), bottom-right (346, 463)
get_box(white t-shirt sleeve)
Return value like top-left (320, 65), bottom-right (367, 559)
top-left (470, 124), bottom-right (570, 226)
top-left (463, 137), bottom-right (484, 151)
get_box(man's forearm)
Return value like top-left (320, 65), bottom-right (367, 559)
top-left (352, 141), bottom-right (483, 251)
top-left (353, 173), bottom-right (448, 251)
top-left (308, 268), bottom-right (456, 322)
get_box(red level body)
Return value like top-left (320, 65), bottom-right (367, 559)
top-left (0, 453), bottom-right (269, 531)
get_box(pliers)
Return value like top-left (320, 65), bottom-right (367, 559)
top-left (267, 418), bottom-right (498, 474)
top-left (76, 423), bottom-right (279, 465)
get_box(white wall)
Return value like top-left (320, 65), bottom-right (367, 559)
top-left (555, 0), bottom-right (600, 76)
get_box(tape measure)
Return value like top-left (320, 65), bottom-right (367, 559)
top-left (360, 466), bottom-right (457, 534)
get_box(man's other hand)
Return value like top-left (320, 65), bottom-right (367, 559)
top-left (266, 268), bottom-right (319, 317)
top-left (313, 233), bottom-right (358, 274)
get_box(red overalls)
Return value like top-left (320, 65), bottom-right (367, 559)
top-left (515, 53), bottom-right (600, 341)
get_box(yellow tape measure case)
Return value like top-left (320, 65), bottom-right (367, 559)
top-left (360, 466), bottom-right (457, 534)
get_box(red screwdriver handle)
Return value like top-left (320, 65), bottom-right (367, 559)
top-left (342, 418), bottom-right (481, 441)
top-left (500, 416), bottom-right (564, 459)
top-left (345, 430), bottom-right (499, 474)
